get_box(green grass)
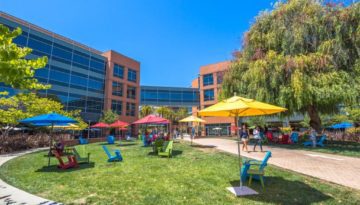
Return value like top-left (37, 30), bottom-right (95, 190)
top-left (0, 141), bottom-right (359, 204)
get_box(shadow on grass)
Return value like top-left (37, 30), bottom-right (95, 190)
top-left (191, 145), bottom-right (216, 149)
top-left (229, 176), bottom-right (332, 204)
top-left (36, 162), bottom-right (95, 173)
top-left (147, 150), bottom-right (183, 157)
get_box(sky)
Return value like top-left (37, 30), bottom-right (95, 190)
top-left (0, 0), bottom-right (274, 87)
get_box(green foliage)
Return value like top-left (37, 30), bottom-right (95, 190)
top-left (140, 105), bottom-right (154, 117)
top-left (0, 93), bottom-right (87, 135)
top-left (156, 106), bottom-right (174, 119)
top-left (0, 25), bottom-right (49, 90)
top-left (175, 107), bottom-right (189, 121)
top-left (222, 0), bottom-right (360, 130)
top-left (347, 108), bottom-right (360, 123)
top-left (100, 110), bottom-right (118, 124)
top-left (246, 116), bottom-right (267, 127)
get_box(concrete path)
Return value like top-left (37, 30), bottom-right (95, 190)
top-left (0, 148), bottom-right (62, 205)
top-left (185, 137), bottom-right (360, 190)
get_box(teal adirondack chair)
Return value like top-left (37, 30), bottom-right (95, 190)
top-left (304, 135), bottom-right (326, 147)
top-left (72, 147), bottom-right (90, 163)
top-left (158, 141), bottom-right (173, 158)
top-left (241, 151), bottom-right (272, 188)
top-left (102, 145), bottom-right (123, 162)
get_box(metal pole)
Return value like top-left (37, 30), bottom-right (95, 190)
top-left (236, 115), bottom-right (243, 188)
top-left (87, 120), bottom-right (91, 139)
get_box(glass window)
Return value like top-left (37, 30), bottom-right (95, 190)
top-left (114, 64), bottom-right (124, 79)
top-left (203, 73), bottom-right (214, 86)
top-left (88, 78), bottom-right (104, 91)
top-left (73, 53), bottom-right (89, 66)
top-left (158, 91), bottom-right (170, 102)
top-left (13, 35), bottom-right (27, 47)
top-left (204, 89), bottom-right (214, 101)
top-left (183, 92), bottom-right (196, 102)
top-left (52, 46), bottom-right (72, 60)
top-left (70, 75), bottom-right (88, 88)
top-left (128, 69), bottom-right (137, 82)
top-left (217, 71), bottom-right (225, 84)
top-left (126, 102), bottom-right (136, 116)
top-left (35, 66), bottom-right (49, 79)
top-left (49, 70), bottom-right (70, 83)
top-left (27, 38), bottom-right (52, 54)
top-left (127, 86), bottom-right (136, 99)
top-left (90, 60), bottom-right (105, 72)
top-left (170, 91), bottom-right (182, 102)
top-left (86, 97), bottom-right (103, 113)
top-left (111, 100), bottom-right (122, 115)
top-left (112, 82), bottom-right (123, 96)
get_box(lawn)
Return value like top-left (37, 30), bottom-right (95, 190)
top-left (0, 141), bottom-right (359, 204)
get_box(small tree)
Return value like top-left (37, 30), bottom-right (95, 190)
top-left (0, 25), bottom-right (49, 90)
top-left (140, 105), bottom-right (154, 117)
top-left (0, 93), bottom-right (86, 137)
top-left (100, 110), bottom-right (118, 124)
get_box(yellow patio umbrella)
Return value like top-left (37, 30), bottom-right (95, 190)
top-left (179, 115), bottom-right (206, 123)
top-left (198, 95), bottom-right (287, 193)
top-left (53, 123), bottom-right (82, 130)
top-left (179, 115), bottom-right (206, 145)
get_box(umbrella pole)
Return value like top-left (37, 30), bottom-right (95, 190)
top-left (236, 116), bottom-right (243, 188)
top-left (48, 123), bottom-right (54, 167)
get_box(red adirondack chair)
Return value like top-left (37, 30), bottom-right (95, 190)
top-left (280, 134), bottom-right (290, 144)
top-left (53, 150), bottom-right (78, 169)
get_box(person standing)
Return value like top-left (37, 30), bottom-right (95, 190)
top-left (310, 128), bottom-right (317, 148)
top-left (253, 126), bottom-right (263, 152)
top-left (191, 126), bottom-right (196, 140)
top-left (240, 124), bottom-right (250, 152)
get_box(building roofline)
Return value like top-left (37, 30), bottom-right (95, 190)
top-left (0, 11), bottom-right (103, 55)
top-left (103, 50), bottom-right (141, 64)
top-left (140, 85), bottom-right (197, 90)
top-left (200, 60), bottom-right (231, 68)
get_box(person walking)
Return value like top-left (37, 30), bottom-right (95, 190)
top-left (240, 124), bottom-right (250, 152)
top-left (253, 126), bottom-right (263, 152)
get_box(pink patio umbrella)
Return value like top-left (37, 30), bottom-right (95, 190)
top-left (133, 114), bottom-right (170, 134)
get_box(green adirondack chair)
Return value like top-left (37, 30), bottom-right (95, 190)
top-left (72, 147), bottom-right (90, 163)
top-left (158, 140), bottom-right (173, 158)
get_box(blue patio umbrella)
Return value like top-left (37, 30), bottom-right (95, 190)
top-left (330, 122), bottom-right (353, 129)
top-left (20, 112), bottom-right (77, 166)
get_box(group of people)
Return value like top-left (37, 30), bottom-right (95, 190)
top-left (239, 124), bottom-right (264, 152)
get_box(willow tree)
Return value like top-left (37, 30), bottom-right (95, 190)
top-left (222, 0), bottom-right (360, 131)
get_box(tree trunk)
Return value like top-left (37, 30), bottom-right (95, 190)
top-left (307, 105), bottom-right (322, 133)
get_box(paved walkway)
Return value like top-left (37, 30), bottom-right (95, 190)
top-left (0, 148), bottom-right (62, 205)
top-left (185, 137), bottom-right (360, 190)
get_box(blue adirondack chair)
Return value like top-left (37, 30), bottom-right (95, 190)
top-left (304, 135), bottom-right (326, 147)
top-left (107, 135), bottom-right (115, 144)
top-left (290, 132), bottom-right (299, 144)
top-left (79, 136), bottom-right (88, 144)
top-left (102, 145), bottom-right (123, 162)
top-left (240, 151), bottom-right (272, 188)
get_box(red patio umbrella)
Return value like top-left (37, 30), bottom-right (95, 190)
top-left (90, 122), bottom-right (109, 138)
top-left (110, 120), bottom-right (129, 139)
top-left (110, 120), bottom-right (129, 128)
top-left (132, 114), bottom-right (169, 124)
top-left (90, 122), bottom-right (109, 128)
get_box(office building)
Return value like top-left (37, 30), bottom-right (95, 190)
top-left (140, 85), bottom-right (199, 110)
top-left (192, 61), bottom-right (235, 136)
top-left (0, 12), bottom-right (140, 123)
